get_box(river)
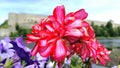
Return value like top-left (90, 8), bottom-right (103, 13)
top-left (99, 38), bottom-right (120, 47)
top-left (1, 37), bottom-right (120, 47)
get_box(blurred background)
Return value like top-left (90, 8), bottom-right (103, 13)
top-left (0, 0), bottom-right (120, 68)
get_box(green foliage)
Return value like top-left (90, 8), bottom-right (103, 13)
top-left (10, 20), bottom-right (120, 37)
top-left (0, 57), bottom-right (2, 62)
top-left (15, 23), bottom-right (20, 31)
top-left (106, 47), bottom-right (120, 67)
top-left (105, 20), bottom-right (114, 37)
top-left (91, 21), bottom-right (95, 28)
top-left (10, 32), bottom-right (19, 37)
top-left (0, 20), bottom-right (8, 26)
top-left (4, 59), bottom-right (13, 68)
top-left (106, 20), bottom-right (113, 29)
top-left (10, 24), bottom-right (31, 37)
top-left (21, 60), bottom-right (26, 67)
top-left (34, 21), bottom-right (38, 23)
top-left (70, 56), bottom-right (83, 68)
top-left (0, 20), bottom-right (10, 28)
top-left (91, 20), bottom-right (120, 37)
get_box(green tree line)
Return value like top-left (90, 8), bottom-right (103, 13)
top-left (9, 20), bottom-right (120, 37)
top-left (10, 24), bottom-right (31, 37)
top-left (91, 20), bottom-right (120, 37)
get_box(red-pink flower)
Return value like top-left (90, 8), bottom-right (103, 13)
top-left (27, 5), bottom-right (89, 62)
top-left (95, 43), bottom-right (111, 65)
top-left (71, 38), bottom-right (111, 65)
top-left (27, 20), bottom-right (68, 62)
top-left (71, 38), bottom-right (97, 61)
top-left (26, 5), bottom-right (111, 66)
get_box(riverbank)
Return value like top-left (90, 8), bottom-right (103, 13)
top-left (97, 37), bottom-right (120, 39)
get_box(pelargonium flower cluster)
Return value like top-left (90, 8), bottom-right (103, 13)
top-left (0, 36), bottom-right (49, 68)
top-left (26, 5), bottom-right (111, 67)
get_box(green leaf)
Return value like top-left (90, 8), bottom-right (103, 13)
top-left (4, 58), bottom-right (13, 68)
top-left (21, 60), bottom-right (26, 67)
top-left (0, 57), bottom-right (2, 61)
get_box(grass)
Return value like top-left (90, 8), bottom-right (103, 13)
top-left (108, 48), bottom-right (120, 66)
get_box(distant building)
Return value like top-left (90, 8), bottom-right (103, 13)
top-left (0, 13), bottom-right (120, 37)
top-left (0, 13), bottom-right (47, 37)
top-left (8, 13), bottom-right (47, 32)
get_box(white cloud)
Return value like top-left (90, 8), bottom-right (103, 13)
top-left (88, 10), bottom-right (120, 24)
top-left (0, 0), bottom-right (120, 24)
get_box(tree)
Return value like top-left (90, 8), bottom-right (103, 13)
top-left (0, 20), bottom-right (8, 26)
top-left (106, 20), bottom-right (113, 29)
top-left (113, 27), bottom-right (119, 37)
top-left (114, 26), bottom-right (120, 36)
top-left (15, 23), bottom-right (20, 31)
top-left (91, 21), bottom-right (95, 28)
top-left (100, 25), bottom-right (109, 37)
top-left (94, 25), bottom-right (102, 36)
top-left (0, 20), bottom-right (9, 28)
top-left (106, 20), bottom-right (114, 37)
top-left (10, 24), bottom-right (31, 37)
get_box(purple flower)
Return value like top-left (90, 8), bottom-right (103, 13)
top-left (10, 53), bottom-right (20, 64)
top-left (12, 62), bottom-right (23, 68)
top-left (15, 36), bottom-right (30, 52)
top-left (10, 36), bottom-right (34, 66)
top-left (35, 53), bottom-right (52, 68)
top-left (24, 63), bottom-right (40, 68)
top-left (0, 37), bottom-right (15, 60)
top-left (0, 36), bottom-right (47, 68)
top-left (10, 36), bottom-right (40, 68)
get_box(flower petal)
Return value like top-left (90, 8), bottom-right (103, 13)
top-left (26, 34), bottom-right (40, 43)
top-left (38, 39), bottom-right (47, 47)
top-left (31, 43), bottom-right (39, 56)
top-left (39, 44), bottom-right (53, 57)
top-left (45, 22), bottom-right (55, 32)
top-left (65, 29), bottom-right (84, 37)
top-left (74, 9), bottom-right (88, 20)
top-left (66, 20), bottom-right (82, 28)
top-left (52, 39), bottom-right (67, 62)
top-left (53, 5), bottom-right (65, 24)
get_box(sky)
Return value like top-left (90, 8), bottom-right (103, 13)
top-left (0, 0), bottom-right (120, 25)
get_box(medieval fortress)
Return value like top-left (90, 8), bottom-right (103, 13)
top-left (0, 13), bottom-right (119, 37)
top-left (0, 13), bottom-right (47, 36)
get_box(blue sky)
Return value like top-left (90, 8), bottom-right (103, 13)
top-left (0, 0), bottom-right (120, 25)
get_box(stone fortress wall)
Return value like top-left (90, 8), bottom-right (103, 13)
top-left (0, 13), bottom-right (47, 37)
top-left (0, 28), bottom-right (11, 37)
top-left (8, 13), bottom-right (47, 32)
top-left (1, 13), bottom-right (120, 37)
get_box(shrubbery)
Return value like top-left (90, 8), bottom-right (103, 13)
top-left (91, 20), bottom-right (120, 37)
top-left (10, 24), bottom-right (31, 37)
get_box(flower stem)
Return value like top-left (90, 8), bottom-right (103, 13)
top-left (53, 61), bottom-right (56, 68)
top-left (84, 58), bottom-right (91, 68)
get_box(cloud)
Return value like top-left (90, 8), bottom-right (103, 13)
top-left (0, 0), bottom-right (120, 24)
top-left (88, 10), bottom-right (120, 24)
